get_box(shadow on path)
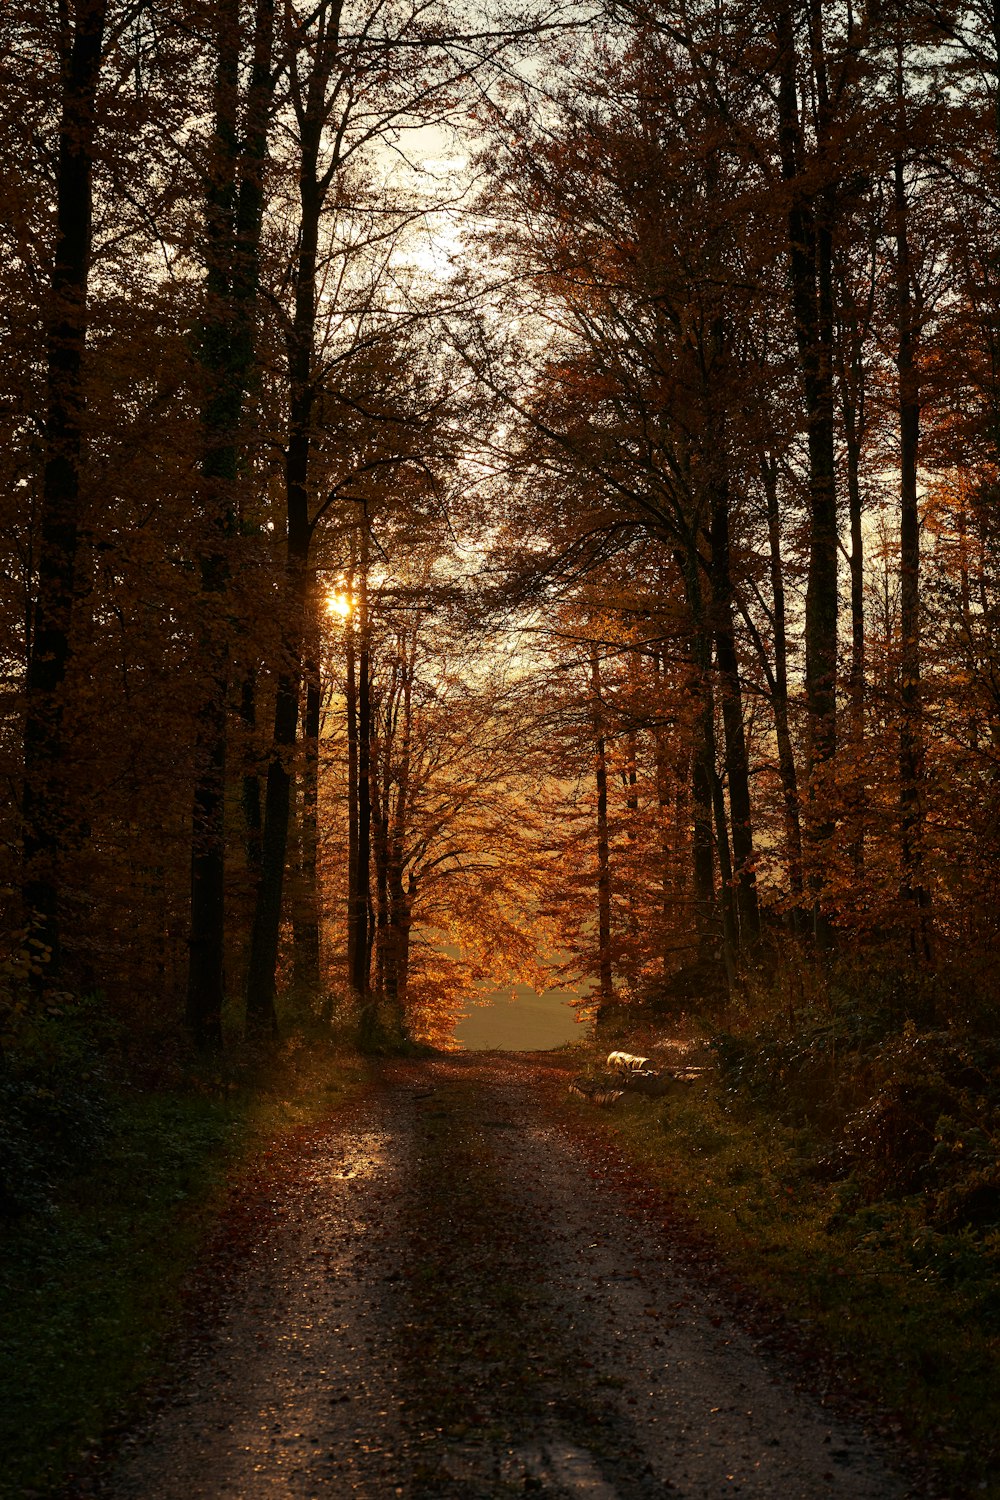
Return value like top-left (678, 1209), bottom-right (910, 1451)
top-left (101, 1055), bottom-right (907, 1499)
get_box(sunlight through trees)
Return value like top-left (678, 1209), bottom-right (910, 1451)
top-left (4, 0), bottom-right (1000, 1049)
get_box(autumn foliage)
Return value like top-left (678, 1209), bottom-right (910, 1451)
top-left (3, 0), bottom-right (1000, 1065)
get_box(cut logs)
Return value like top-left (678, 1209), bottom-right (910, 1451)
top-left (569, 1076), bottom-right (625, 1106)
top-left (607, 1051), bottom-right (651, 1073)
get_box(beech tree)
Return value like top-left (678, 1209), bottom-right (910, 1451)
top-left (184, 0), bottom-right (278, 1048)
top-left (321, 540), bottom-right (548, 1044)
top-left (8, 0), bottom-right (1000, 1048)
top-left (21, 0), bottom-right (109, 981)
top-left (460, 18), bottom-right (775, 965)
top-left (455, 0), bottom-right (1000, 999)
top-left (237, 0), bottom-right (555, 1038)
top-left (3, 2), bottom-right (206, 1001)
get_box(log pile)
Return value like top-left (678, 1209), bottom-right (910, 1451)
top-left (568, 1051), bottom-right (706, 1106)
top-left (568, 1077), bottom-right (625, 1106)
top-left (607, 1050), bottom-right (671, 1097)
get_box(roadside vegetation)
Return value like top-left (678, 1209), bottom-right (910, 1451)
top-left (0, 997), bottom-right (370, 1500)
top-left (565, 953), bottom-right (1000, 1499)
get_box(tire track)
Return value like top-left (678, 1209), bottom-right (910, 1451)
top-left (100, 1054), bottom-right (908, 1499)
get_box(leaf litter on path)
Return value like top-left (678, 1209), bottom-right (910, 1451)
top-left (94, 1054), bottom-right (911, 1499)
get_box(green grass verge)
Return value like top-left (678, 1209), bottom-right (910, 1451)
top-left (561, 1041), bottom-right (999, 1500)
top-left (0, 1031), bottom-right (369, 1499)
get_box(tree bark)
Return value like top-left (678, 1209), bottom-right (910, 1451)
top-left (353, 532), bottom-right (373, 1011)
top-left (186, 0), bottom-right (241, 1050)
top-left (776, 0), bottom-right (838, 937)
top-left (620, 728), bottom-right (640, 983)
top-left (293, 646), bottom-right (322, 995)
top-left (239, 669), bottom-right (263, 885)
top-left (345, 573), bottom-right (361, 987)
top-left (187, 0), bottom-right (275, 1048)
top-left (710, 480), bottom-right (761, 950)
top-left (893, 47), bottom-right (930, 955)
top-left (244, 136), bottom-right (321, 1036)
top-left (371, 670), bottom-right (391, 1009)
top-left (679, 550), bottom-right (719, 953)
top-left (243, 566), bottom-right (310, 1038)
top-left (589, 642), bottom-right (614, 1014)
top-left (383, 629), bottom-right (416, 1037)
top-left (711, 764), bottom-right (738, 989)
top-left (23, 0), bottom-right (108, 985)
top-left (652, 651), bottom-right (684, 975)
top-left (689, 709), bottom-right (716, 948)
top-left (760, 454), bottom-right (804, 907)
top-left (842, 349), bottom-right (867, 877)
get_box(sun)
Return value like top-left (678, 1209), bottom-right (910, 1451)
top-left (326, 590), bottom-right (351, 618)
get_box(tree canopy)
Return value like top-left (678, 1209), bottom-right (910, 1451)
top-left (4, 0), bottom-right (1000, 1050)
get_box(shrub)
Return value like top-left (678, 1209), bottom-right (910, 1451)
top-left (0, 1000), bottom-right (117, 1218)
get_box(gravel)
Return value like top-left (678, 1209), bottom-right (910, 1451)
top-left (101, 1054), bottom-right (909, 1499)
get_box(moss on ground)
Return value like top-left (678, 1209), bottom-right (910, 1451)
top-left (0, 1018), bottom-right (370, 1499)
top-left (560, 1024), bottom-right (1000, 1499)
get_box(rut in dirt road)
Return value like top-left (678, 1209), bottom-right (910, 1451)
top-left (105, 1055), bottom-right (907, 1499)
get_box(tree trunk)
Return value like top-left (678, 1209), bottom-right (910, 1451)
top-left (293, 647), bottom-right (321, 996)
top-left (832, 224), bottom-right (875, 885)
top-left (844, 380), bottom-right (867, 876)
top-left (893, 48), bottom-right (930, 956)
top-left (680, 550), bottom-right (719, 953)
top-left (371, 678), bottom-right (391, 1010)
top-left (239, 668), bottom-right (263, 887)
top-left (710, 480), bottom-right (761, 951)
top-left (345, 575), bottom-right (361, 987)
top-left (689, 711), bottom-right (716, 940)
top-left (590, 642), bottom-right (614, 1014)
top-left (244, 142), bottom-right (321, 1036)
top-left (761, 454), bottom-right (804, 906)
top-left (231, 0), bottom-right (275, 395)
top-left (187, 0), bottom-right (274, 1048)
top-left (621, 728), bottom-right (640, 983)
top-left (776, 0), bottom-right (838, 937)
top-left (384, 630), bottom-right (416, 1039)
top-left (23, 0), bottom-right (108, 985)
top-left (711, 765), bottom-right (738, 989)
top-left (243, 562), bottom-right (310, 1038)
top-left (652, 651), bottom-right (683, 975)
top-left (353, 532), bottom-right (374, 1019)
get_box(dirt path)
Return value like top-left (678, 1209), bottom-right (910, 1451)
top-left (103, 1055), bottom-right (908, 1498)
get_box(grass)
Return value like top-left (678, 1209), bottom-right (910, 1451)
top-left (0, 1014), bottom-right (371, 1499)
top-left (561, 1023), bottom-right (1000, 1499)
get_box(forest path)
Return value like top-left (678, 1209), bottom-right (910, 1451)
top-left (103, 1054), bottom-right (906, 1499)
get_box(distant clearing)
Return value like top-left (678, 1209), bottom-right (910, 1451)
top-left (452, 985), bottom-right (588, 1051)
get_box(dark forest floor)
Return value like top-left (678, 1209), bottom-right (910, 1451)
top-left (80, 1054), bottom-right (913, 1500)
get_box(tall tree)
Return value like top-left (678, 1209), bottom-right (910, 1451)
top-left (22, 0), bottom-right (109, 983)
top-left (293, 618), bottom-right (323, 995)
top-left (774, 0), bottom-right (842, 933)
top-left (243, 0), bottom-right (489, 1033)
top-left (891, 34), bottom-right (930, 952)
top-left (187, 0), bottom-right (276, 1048)
top-left (589, 639), bottom-right (615, 1015)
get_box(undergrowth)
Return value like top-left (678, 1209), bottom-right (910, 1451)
top-left (575, 950), bottom-right (1000, 1499)
top-left (0, 992), bottom-right (369, 1499)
